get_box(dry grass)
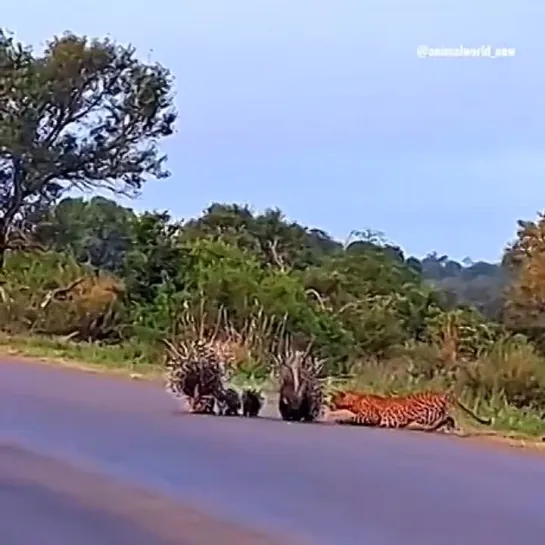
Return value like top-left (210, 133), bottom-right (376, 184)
top-left (0, 251), bottom-right (125, 340)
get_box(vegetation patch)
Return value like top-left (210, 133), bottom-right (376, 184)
top-left (0, 333), bottom-right (161, 378)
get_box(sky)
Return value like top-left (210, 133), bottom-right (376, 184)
top-left (3, 0), bottom-right (544, 262)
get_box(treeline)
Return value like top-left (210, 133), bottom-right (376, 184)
top-left (419, 253), bottom-right (506, 320)
top-left (33, 196), bottom-right (509, 320)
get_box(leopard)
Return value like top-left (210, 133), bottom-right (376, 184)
top-left (325, 390), bottom-right (382, 426)
top-left (327, 389), bottom-right (492, 433)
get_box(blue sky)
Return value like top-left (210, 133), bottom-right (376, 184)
top-left (4, 0), bottom-right (544, 261)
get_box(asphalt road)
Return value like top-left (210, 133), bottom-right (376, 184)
top-left (0, 358), bottom-right (545, 545)
top-left (0, 444), bottom-right (287, 545)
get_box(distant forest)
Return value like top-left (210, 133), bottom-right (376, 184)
top-left (417, 253), bottom-right (505, 320)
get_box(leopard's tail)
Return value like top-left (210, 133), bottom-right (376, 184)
top-left (453, 397), bottom-right (492, 425)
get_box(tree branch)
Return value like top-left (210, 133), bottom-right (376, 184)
top-left (40, 276), bottom-right (86, 309)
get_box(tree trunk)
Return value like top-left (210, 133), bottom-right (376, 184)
top-left (0, 227), bottom-right (7, 270)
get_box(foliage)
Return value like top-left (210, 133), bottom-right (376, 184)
top-left (34, 196), bottom-right (136, 272)
top-left (0, 30), bottom-right (176, 265)
top-left (461, 336), bottom-right (545, 410)
top-left (0, 250), bottom-right (125, 340)
top-left (502, 214), bottom-right (545, 350)
top-left (423, 308), bottom-right (502, 363)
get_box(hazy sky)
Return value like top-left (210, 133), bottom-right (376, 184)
top-left (4, 1), bottom-right (544, 261)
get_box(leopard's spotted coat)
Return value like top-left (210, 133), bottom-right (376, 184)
top-left (327, 390), bottom-right (492, 432)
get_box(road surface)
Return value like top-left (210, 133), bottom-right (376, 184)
top-left (0, 358), bottom-right (544, 545)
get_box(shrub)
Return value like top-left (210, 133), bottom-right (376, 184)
top-left (0, 251), bottom-right (125, 341)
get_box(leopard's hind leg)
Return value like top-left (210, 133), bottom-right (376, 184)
top-left (328, 409), bottom-right (379, 427)
top-left (325, 409), bottom-right (358, 424)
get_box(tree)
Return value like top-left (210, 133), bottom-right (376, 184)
top-left (123, 211), bottom-right (186, 307)
top-left (0, 30), bottom-right (177, 266)
top-left (35, 196), bottom-right (135, 272)
top-left (503, 215), bottom-right (545, 349)
top-left (182, 202), bottom-right (342, 269)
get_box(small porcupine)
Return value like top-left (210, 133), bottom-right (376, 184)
top-left (216, 387), bottom-right (242, 416)
top-left (241, 388), bottom-right (264, 417)
top-left (276, 342), bottom-right (325, 423)
top-left (216, 386), bottom-right (265, 417)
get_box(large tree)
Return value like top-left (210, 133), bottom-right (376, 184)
top-left (0, 30), bottom-right (177, 265)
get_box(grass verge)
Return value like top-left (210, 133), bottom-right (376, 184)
top-left (0, 333), bottom-right (162, 379)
